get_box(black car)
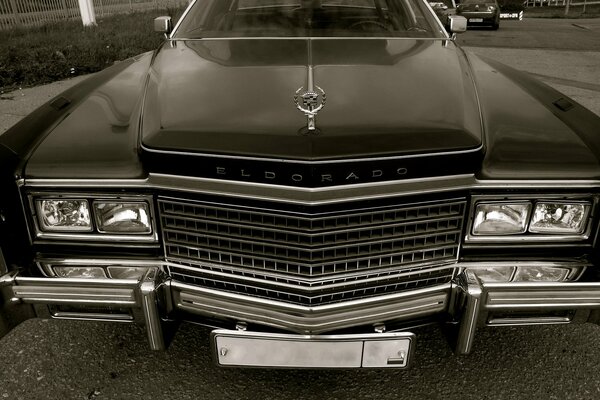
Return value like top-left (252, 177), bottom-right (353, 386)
top-left (457, 0), bottom-right (500, 29)
top-left (1, 0), bottom-right (599, 369)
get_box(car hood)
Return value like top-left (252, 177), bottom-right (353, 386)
top-left (140, 38), bottom-right (483, 160)
top-left (19, 39), bottom-right (600, 186)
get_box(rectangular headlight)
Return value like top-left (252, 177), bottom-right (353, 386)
top-left (472, 203), bottom-right (530, 235)
top-left (94, 202), bottom-right (152, 234)
top-left (468, 265), bottom-right (515, 282)
top-left (529, 202), bottom-right (589, 234)
top-left (53, 266), bottom-right (106, 279)
top-left (36, 199), bottom-right (92, 232)
top-left (512, 265), bottom-right (570, 282)
top-left (107, 266), bottom-right (148, 280)
top-left (467, 263), bottom-right (578, 283)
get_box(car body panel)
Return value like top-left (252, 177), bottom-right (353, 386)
top-left (24, 53), bottom-right (153, 179)
top-left (2, 0), bottom-right (600, 365)
top-left (141, 38), bottom-right (482, 160)
top-left (467, 54), bottom-right (600, 179)
top-left (16, 41), bottom-right (600, 183)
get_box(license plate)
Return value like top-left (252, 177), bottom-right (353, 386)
top-left (469, 18), bottom-right (483, 22)
top-left (211, 330), bottom-right (414, 368)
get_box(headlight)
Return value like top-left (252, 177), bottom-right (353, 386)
top-left (31, 194), bottom-right (155, 241)
top-left (467, 262), bottom-right (582, 283)
top-left (472, 203), bottom-right (530, 235)
top-left (470, 198), bottom-right (592, 240)
top-left (40, 261), bottom-right (154, 280)
top-left (36, 199), bottom-right (92, 232)
top-left (107, 266), bottom-right (148, 280)
top-left (512, 265), bottom-right (570, 282)
top-left (529, 202), bottom-right (589, 234)
top-left (94, 202), bottom-right (152, 233)
top-left (469, 265), bottom-right (515, 282)
top-left (53, 266), bottom-right (106, 279)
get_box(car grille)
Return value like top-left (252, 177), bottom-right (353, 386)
top-left (159, 195), bottom-right (466, 306)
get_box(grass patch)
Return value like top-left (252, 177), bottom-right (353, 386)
top-left (0, 7), bottom-right (184, 92)
top-left (524, 3), bottom-right (600, 18)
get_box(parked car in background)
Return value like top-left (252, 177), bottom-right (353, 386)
top-left (457, 0), bottom-right (500, 29)
top-left (2, 0), bottom-right (600, 370)
top-left (428, 0), bottom-right (457, 30)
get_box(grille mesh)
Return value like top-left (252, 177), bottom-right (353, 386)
top-left (160, 196), bottom-right (466, 306)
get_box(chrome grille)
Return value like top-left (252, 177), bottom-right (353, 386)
top-left (160, 196), bottom-right (466, 306)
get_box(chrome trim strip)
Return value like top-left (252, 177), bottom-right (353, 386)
top-left (484, 284), bottom-right (600, 309)
top-left (51, 312), bottom-right (134, 322)
top-left (169, 0), bottom-right (196, 38)
top-left (454, 270), bottom-right (482, 355)
top-left (487, 316), bottom-right (572, 326)
top-left (10, 275), bottom-right (142, 306)
top-left (13, 276), bottom-right (143, 286)
top-left (170, 36), bottom-right (461, 41)
top-left (168, 260), bottom-right (456, 290)
top-left (152, 174), bottom-right (469, 205)
top-left (140, 143), bottom-right (483, 165)
top-left (171, 281), bottom-right (450, 333)
top-left (12, 285), bottom-right (137, 306)
top-left (139, 269), bottom-right (166, 351)
top-left (22, 175), bottom-right (600, 206)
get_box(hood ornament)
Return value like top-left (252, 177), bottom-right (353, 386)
top-left (294, 65), bottom-right (326, 132)
top-left (294, 86), bottom-right (326, 131)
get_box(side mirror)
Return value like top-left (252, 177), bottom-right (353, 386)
top-left (448, 15), bottom-right (467, 33)
top-left (154, 16), bottom-right (173, 35)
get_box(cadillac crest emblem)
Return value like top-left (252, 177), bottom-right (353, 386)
top-left (294, 85), bottom-right (326, 131)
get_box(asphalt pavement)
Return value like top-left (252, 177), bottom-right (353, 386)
top-left (1, 319), bottom-right (600, 399)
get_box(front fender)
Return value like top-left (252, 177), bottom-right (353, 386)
top-left (465, 51), bottom-right (600, 180)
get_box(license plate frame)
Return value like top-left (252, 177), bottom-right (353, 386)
top-left (211, 330), bottom-right (415, 368)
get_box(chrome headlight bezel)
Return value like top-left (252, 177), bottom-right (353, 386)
top-left (466, 195), bottom-right (595, 243)
top-left (29, 193), bottom-right (157, 243)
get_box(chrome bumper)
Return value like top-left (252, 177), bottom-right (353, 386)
top-left (0, 269), bottom-right (166, 350)
top-left (3, 268), bottom-right (600, 355)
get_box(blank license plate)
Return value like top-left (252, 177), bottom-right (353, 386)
top-left (211, 330), bottom-right (414, 368)
top-left (470, 18), bottom-right (484, 22)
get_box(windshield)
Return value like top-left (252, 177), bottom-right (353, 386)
top-left (174, 0), bottom-right (442, 38)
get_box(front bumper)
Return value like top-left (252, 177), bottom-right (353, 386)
top-left (2, 267), bottom-right (600, 358)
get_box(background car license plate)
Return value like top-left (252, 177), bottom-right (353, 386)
top-left (470, 18), bottom-right (484, 22)
top-left (212, 330), bottom-right (414, 368)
